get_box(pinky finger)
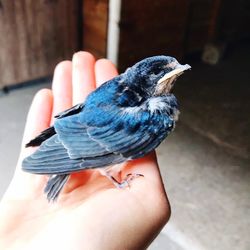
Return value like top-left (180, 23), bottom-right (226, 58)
top-left (6, 89), bottom-right (53, 199)
top-left (21, 89), bottom-right (53, 158)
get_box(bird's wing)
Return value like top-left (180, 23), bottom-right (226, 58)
top-left (23, 104), bottom-right (174, 174)
top-left (85, 109), bottom-right (174, 159)
top-left (54, 103), bottom-right (84, 119)
top-left (25, 103), bottom-right (85, 147)
top-left (23, 134), bottom-right (82, 174)
top-left (22, 134), bottom-right (125, 174)
top-left (25, 126), bottom-right (56, 147)
top-left (54, 103), bottom-right (175, 159)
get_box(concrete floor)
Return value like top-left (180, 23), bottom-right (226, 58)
top-left (0, 44), bottom-right (249, 250)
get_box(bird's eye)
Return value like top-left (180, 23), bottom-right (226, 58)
top-left (153, 67), bottom-right (162, 75)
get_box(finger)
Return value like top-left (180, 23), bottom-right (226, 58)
top-left (51, 61), bottom-right (73, 123)
top-left (95, 59), bottom-right (118, 87)
top-left (10, 89), bottom-right (52, 199)
top-left (22, 89), bottom-right (53, 146)
top-left (18, 89), bottom-right (53, 166)
top-left (72, 51), bottom-right (96, 105)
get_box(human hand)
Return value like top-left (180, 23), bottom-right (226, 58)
top-left (0, 52), bottom-right (170, 250)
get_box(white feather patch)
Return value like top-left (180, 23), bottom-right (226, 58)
top-left (147, 97), bottom-right (166, 113)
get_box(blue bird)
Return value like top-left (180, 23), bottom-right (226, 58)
top-left (22, 56), bottom-right (191, 201)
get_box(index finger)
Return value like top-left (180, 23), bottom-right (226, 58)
top-left (95, 59), bottom-right (118, 87)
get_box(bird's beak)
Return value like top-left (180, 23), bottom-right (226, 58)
top-left (158, 63), bottom-right (191, 85)
top-left (155, 63), bottom-right (191, 94)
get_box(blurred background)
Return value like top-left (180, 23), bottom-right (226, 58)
top-left (0, 0), bottom-right (249, 249)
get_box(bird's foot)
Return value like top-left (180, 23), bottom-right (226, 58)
top-left (109, 173), bottom-right (144, 189)
top-left (99, 168), bottom-right (144, 189)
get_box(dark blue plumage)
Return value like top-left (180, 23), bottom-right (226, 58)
top-left (22, 55), bottom-right (191, 201)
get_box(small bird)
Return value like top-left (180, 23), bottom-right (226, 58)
top-left (22, 56), bottom-right (191, 202)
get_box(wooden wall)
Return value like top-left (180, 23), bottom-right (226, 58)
top-left (1, 0), bottom-right (248, 87)
top-left (82, 0), bottom-right (108, 58)
top-left (0, 0), bottom-right (81, 87)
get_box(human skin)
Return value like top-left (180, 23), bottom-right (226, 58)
top-left (0, 52), bottom-right (170, 250)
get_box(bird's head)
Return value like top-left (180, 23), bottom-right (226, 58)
top-left (126, 56), bottom-right (191, 96)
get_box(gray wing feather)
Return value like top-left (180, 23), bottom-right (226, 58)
top-left (54, 115), bottom-right (110, 159)
top-left (22, 134), bottom-right (125, 174)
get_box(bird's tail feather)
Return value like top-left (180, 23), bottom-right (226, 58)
top-left (44, 174), bottom-right (69, 202)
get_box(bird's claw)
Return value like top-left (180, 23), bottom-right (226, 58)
top-left (115, 173), bottom-right (144, 189)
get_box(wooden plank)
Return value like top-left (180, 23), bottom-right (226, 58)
top-left (0, 0), bottom-right (80, 87)
top-left (82, 0), bottom-right (108, 58)
top-left (118, 0), bottom-right (190, 71)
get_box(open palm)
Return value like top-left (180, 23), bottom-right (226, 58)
top-left (0, 52), bottom-right (170, 250)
